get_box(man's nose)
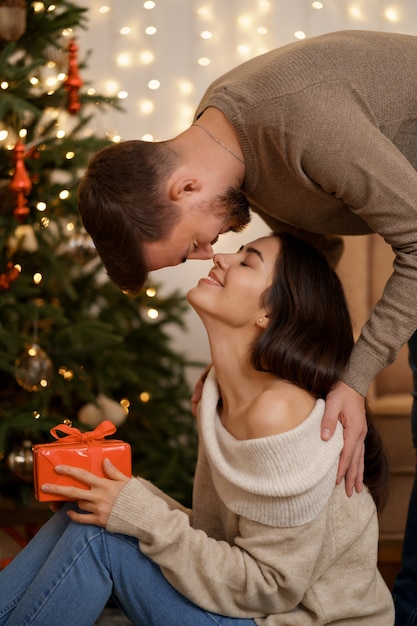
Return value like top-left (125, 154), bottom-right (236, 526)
top-left (191, 243), bottom-right (213, 260)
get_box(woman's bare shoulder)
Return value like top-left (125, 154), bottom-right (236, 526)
top-left (245, 382), bottom-right (316, 439)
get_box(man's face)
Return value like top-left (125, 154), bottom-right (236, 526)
top-left (143, 188), bottom-right (250, 271)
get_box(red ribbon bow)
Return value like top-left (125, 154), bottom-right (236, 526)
top-left (50, 420), bottom-right (116, 443)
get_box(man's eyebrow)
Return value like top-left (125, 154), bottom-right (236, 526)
top-left (239, 244), bottom-right (264, 262)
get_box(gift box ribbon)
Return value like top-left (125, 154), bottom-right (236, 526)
top-left (50, 420), bottom-right (117, 443)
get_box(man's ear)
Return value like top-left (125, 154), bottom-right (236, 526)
top-left (168, 176), bottom-right (201, 201)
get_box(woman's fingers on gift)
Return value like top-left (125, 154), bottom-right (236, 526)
top-left (103, 457), bottom-right (131, 480)
top-left (54, 464), bottom-right (98, 481)
top-left (41, 481), bottom-right (90, 499)
top-left (40, 464), bottom-right (98, 497)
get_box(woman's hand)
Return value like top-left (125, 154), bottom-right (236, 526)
top-left (41, 459), bottom-right (131, 527)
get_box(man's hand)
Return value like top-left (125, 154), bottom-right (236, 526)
top-left (41, 459), bottom-right (130, 527)
top-left (321, 381), bottom-right (367, 497)
top-left (191, 363), bottom-right (212, 417)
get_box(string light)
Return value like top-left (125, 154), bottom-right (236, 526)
top-left (59, 366), bottom-right (74, 380)
top-left (385, 8), bottom-right (399, 21)
top-left (348, 5), bottom-right (363, 20)
top-left (139, 99), bottom-right (154, 114)
top-left (148, 79), bottom-right (160, 90)
top-left (117, 52), bottom-right (132, 67)
top-left (139, 50), bottom-right (154, 64)
top-left (120, 398), bottom-right (130, 414)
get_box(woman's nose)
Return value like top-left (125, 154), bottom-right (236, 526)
top-left (213, 252), bottom-right (230, 268)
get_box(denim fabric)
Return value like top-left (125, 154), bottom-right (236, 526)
top-left (0, 504), bottom-right (256, 626)
top-left (392, 330), bottom-right (417, 626)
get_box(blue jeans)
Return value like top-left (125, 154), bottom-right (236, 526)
top-left (0, 504), bottom-right (256, 626)
top-left (392, 330), bottom-right (417, 626)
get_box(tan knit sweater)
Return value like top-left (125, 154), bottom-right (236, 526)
top-left (107, 368), bottom-right (394, 624)
top-left (195, 30), bottom-right (417, 396)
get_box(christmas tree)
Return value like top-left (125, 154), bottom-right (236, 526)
top-left (0, 0), bottom-right (198, 507)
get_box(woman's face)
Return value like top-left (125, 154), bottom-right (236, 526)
top-left (187, 236), bottom-right (280, 328)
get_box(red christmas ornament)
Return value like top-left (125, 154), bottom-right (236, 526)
top-left (64, 38), bottom-right (83, 115)
top-left (0, 262), bottom-right (20, 290)
top-left (10, 140), bottom-right (32, 223)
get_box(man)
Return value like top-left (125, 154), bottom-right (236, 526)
top-left (78, 30), bottom-right (417, 624)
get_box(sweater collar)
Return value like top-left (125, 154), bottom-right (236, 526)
top-left (199, 367), bottom-right (343, 527)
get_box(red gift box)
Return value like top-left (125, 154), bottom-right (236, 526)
top-left (32, 420), bottom-right (132, 502)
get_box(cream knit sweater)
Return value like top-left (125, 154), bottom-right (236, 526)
top-left (195, 30), bottom-right (417, 397)
top-left (107, 368), bottom-right (394, 624)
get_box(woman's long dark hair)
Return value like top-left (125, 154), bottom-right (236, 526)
top-left (251, 233), bottom-right (389, 512)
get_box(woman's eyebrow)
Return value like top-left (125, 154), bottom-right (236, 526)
top-left (244, 246), bottom-right (264, 262)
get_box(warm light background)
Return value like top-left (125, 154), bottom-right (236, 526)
top-left (75, 0), bottom-right (417, 384)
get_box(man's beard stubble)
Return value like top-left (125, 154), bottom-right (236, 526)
top-left (216, 187), bottom-right (251, 233)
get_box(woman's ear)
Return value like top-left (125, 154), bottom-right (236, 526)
top-left (255, 314), bottom-right (269, 329)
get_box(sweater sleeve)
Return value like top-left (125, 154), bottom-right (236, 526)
top-left (288, 83), bottom-right (417, 395)
top-left (106, 476), bottom-right (328, 618)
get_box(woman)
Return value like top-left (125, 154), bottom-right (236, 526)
top-left (0, 234), bottom-right (394, 625)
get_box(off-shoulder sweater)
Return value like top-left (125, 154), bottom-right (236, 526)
top-left (107, 368), bottom-right (394, 625)
top-left (194, 30), bottom-right (417, 397)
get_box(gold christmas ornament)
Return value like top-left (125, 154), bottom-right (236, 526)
top-left (0, 0), bottom-right (27, 42)
top-left (64, 229), bottom-right (96, 265)
top-left (7, 439), bottom-right (33, 481)
top-left (15, 343), bottom-right (54, 391)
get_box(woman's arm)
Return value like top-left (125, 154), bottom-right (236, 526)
top-left (105, 476), bottom-right (326, 617)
